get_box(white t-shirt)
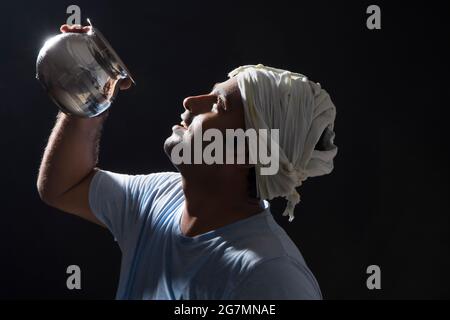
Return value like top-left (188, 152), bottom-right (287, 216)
top-left (89, 170), bottom-right (322, 300)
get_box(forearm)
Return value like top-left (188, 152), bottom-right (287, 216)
top-left (37, 111), bottom-right (108, 203)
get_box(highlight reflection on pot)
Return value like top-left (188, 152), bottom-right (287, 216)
top-left (36, 19), bottom-right (134, 118)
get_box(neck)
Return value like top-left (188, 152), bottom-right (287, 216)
top-left (179, 170), bottom-right (264, 237)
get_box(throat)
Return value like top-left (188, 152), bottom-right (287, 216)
top-left (179, 200), bottom-right (264, 238)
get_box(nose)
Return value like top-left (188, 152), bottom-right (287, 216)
top-left (183, 94), bottom-right (216, 114)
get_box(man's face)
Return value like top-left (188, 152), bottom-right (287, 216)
top-left (164, 77), bottom-right (246, 170)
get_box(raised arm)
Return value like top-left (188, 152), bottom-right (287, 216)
top-left (37, 24), bottom-right (131, 226)
top-left (37, 111), bottom-right (107, 225)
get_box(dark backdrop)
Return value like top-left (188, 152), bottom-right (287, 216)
top-left (0, 0), bottom-right (448, 299)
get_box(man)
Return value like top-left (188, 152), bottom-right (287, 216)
top-left (37, 24), bottom-right (337, 300)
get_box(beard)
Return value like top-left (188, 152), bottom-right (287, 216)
top-left (163, 127), bottom-right (185, 161)
top-left (164, 123), bottom-right (207, 175)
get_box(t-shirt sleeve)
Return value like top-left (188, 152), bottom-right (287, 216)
top-left (229, 257), bottom-right (323, 300)
top-left (88, 169), bottom-right (179, 248)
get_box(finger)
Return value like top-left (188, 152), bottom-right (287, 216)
top-left (68, 24), bottom-right (83, 30)
top-left (60, 24), bottom-right (89, 33)
top-left (119, 78), bottom-right (132, 90)
top-left (60, 24), bottom-right (70, 33)
top-left (67, 24), bottom-right (85, 33)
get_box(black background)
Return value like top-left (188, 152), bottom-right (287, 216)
top-left (0, 0), bottom-right (449, 299)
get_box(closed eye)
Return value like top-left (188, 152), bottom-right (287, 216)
top-left (212, 96), bottom-right (226, 113)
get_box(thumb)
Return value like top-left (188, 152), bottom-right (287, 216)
top-left (119, 78), bottom-right (132, 90)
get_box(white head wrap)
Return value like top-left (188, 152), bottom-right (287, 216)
top-left (228, 64), bottom-right (338, 222)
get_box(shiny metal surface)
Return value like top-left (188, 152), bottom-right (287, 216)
top-left (36, 20), bottom-right (134, 117)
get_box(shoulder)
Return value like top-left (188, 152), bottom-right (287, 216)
top-left (217, 212), bottom-right (321, 299)
top-left (89, 170), bottom-right (182, 215)
top-left (222, 211), bottom-right (307, 266)
top-left (229, 256), bottom-right (322, 300)
top-left (138, 171), bottom-right (182, 189)
top-left (92, 170), bottom-right (181, 192)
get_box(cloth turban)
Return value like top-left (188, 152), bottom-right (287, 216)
top-left (228, 64), bottom-right (338, 222)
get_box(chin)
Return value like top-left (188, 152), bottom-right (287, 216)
top-left (164, 140), bottom-right (185, 175)
top-left (164, 130), bottom-right (190, 170)
top-left (164, 134), bottom-right (181, 159)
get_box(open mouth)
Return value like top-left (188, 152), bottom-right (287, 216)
top-left (180, 121), bottom-right (189, 129)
